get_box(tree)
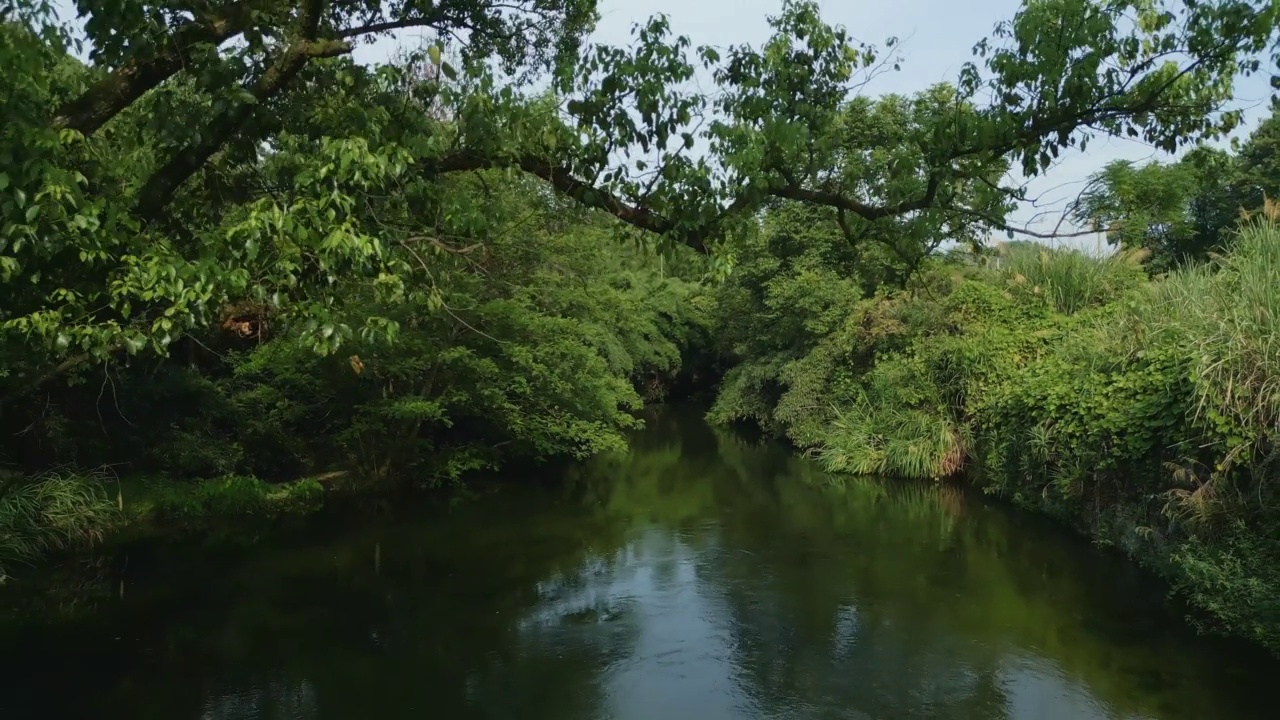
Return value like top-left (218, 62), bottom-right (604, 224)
top-left (547, 0), bottom-right (1280, 248)
top-left (1234, 100), bottom-right (1280, 211)
top-left (1073, 148), bottom-right (1237, 271)
top-left (2, 0), bottom-right (1278, 406)
top-left (1073, 101), bottom-right (1280, 272)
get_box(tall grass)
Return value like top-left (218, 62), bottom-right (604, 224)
top-left (0, 468), bottom-right (119, 583)
top-left (1182, 217), bottom-right (1280, 436)
top-left (998, 242), bottom-right (1147, 315)
top-left (1104, 214), bottom-right (1280, 440)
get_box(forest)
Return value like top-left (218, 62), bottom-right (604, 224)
top-left (2, 0), bottom-right (1280, 655)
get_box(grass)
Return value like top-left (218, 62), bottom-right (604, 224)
top-left (1177, 216), bottom-right (1280, 435)
top-left (1097, 214), bottom-right (1280, 444)
top-left (997, 241), bottom-right (1147, 315)
top-left (0, 470), bottom-right (330, 582)
top-left (820, 401), bottom-right (966, 479)
top-left (0, 468), bottom-right (120, 583)
top-left (117, 474), bottom-right (326, 528)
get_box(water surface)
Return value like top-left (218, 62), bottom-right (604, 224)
top-left (0, 406), bottom-right (1274, 719)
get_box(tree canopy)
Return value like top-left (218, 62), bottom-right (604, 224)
top-left (1073, 102), bottom-right (1280, 271)
top-left (3, 0), bottom-right (1279, 400)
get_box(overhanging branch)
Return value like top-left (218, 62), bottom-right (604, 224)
top-left (137, 1), bottom-right (345, 216)
top-left (51, 1), bottom-right (263, 137)
top-left (425, 152), bottom-right (952, 253)
top-left (773, 173), bottom-right (942, 220)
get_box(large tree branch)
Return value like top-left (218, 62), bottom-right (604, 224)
top-left (51, 1), bottom-right (264, 137)
top-left (772, 174), bottom-right (942, 221)
top-left (137, 1), bottom-right (343, 216)
top-left (426, 151), bottom-right (744, 252)
top-left (426, 149), bottom-right (949, 253)
top-left (420, 39), bottom-right (1230, 255)
top-left (338, 14), bottom-right (453, 39)
top-left (51, 0), bottom-right (462, 137)
top-left (136, 39), bottom-right (349, 216)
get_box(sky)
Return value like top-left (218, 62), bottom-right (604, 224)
top-left (49, 0), bottom-right (1279, 249)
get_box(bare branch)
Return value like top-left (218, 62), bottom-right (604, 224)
top-left (950, 207), bottom-right (1108, 240)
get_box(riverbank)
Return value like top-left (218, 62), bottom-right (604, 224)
top-left (706, 211), bottom-right (1280, 655)
top-left (0, 471), bottom-right (344, 584)
top-left (0, 414), bottom-right (691, 586)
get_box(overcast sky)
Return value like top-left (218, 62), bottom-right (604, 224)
top-left (51, 0), bottom-right (1277, 249)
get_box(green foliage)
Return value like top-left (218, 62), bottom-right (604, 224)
top-left (1, 0), bottom-right (1279, 656)
top-left (0, 0), bottom-right (1274, 411)
top-left (970, 220), bottom-right (1280, 650)
top-left (0, 1), bottom-right (719, 570)
top-left (1075, 103), bottom-right (1280, 272)
top-left (715, 218), bottom-right (1280, 651)
top-left (1171, 523), bottom-right (1280, 649)
top-left (1168, 217), bottom-right (1280, 441)
top-left (820, 355), bottom-right (966, 479)
top-left (699, 90), bottom-right (1280, 649)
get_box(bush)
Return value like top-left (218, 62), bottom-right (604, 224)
top-left (1170, 522), bottom-right (1280, 649)
top-left (712, 213), bottom-right (1280, 652)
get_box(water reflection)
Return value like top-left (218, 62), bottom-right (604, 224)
top-left (0, 405), bottom-right (1275, 719)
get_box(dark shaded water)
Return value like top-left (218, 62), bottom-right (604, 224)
top-left (0, 406), bottom-right (1276, 719)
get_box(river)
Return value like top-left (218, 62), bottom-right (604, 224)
top-left (0, 405), bottom-right (1275, 719)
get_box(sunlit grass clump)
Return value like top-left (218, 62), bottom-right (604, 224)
top-left (0, 468), bottom-right (119, 583)
top-left (997, 241), bottom-right (1148, 315)
top-left (1152, 212), bottom-right (1280, 439)
top-left (820, 399), bottom-right (966, 480)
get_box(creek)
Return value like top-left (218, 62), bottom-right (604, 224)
top-left (0, 405), bottom-right (1275, 719)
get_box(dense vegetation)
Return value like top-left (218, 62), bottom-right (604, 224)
top-left (3, 0), bottom-right (1280, 655)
